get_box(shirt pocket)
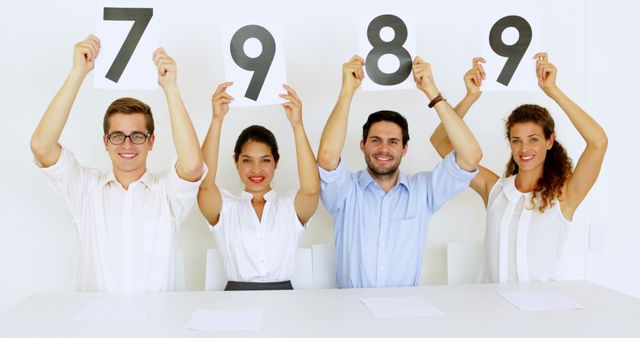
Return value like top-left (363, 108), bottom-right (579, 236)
top-left (143, 219), bottom-right (172, 255)
top-left (394, 217), bottom-right (421, 261)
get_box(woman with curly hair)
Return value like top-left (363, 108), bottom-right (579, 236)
top-left (430, 53), bottom-right (607, 282)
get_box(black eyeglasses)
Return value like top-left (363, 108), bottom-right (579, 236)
top-left (106, 132), bottom-right (151, 145)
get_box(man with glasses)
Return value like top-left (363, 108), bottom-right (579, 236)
top-left (30, 35), bottom-right (204, 292)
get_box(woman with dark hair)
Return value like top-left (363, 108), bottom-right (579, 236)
top-left (197, 82), bottom-right (320, 290)
top-left (430, 53), bottom-right (607, 282)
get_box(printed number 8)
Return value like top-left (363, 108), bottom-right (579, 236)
top-left (366, 14), bottom-right (412, 86)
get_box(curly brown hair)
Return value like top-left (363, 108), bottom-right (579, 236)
top-left (504, 104), bottom-right (573, 212)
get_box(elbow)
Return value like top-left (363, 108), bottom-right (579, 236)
top-left (317, 151), bottom-right (338, 171)
top-left (429, 134), bottom-right (438, 148)
top-left (460, 148), bottom-right (483, 171)
top-left (30, 134), bottom-right (48, 159)
top-left (180, 160), bottom-right (205, 182)
top-left (593, 132), bottom-right (608, 152)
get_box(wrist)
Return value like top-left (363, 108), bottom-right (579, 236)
top-left (464, 92), bottom-right (481, 102)
top-left (339, 87), bottom-right (356, 99)
top-left (428, 93), bottom-right (447, 108)
top-left (161, 84), bottom-right (180, 95)
top-left (423, 87), bottom-right (440, 101)
top-left (545, 87), bottom-right (564, 100)
top-left (69, 67), bottom-right (89, 80)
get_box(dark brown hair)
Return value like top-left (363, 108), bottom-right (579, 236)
top-left (362, 110), bottom-right (410, 146)
top-left (505, 104), bottom-right (573, 212)
top-left (103, 97), bottom-right (154, 135)
top-left (233, 125), bottom-right (280, 163)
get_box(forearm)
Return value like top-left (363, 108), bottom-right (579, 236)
top-left (201, 117), bottom-right (223, 190)
top-left (31, 70), bottom-right (86, 166)
top-left (433, 99), bottom-right (482, 171)
top-left (547, 88), bottom-right (608, 149)
top-left (293, 123), bottom-right (320, 196)
top-left (317, 90), bottom-right (353, 169)
top-left (164, 86), bottom-right (203, 181)
top-left (430, 93), bottom-right (480, 157)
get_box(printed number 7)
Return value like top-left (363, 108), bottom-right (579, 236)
top-left (103, 7), bottom-right (153, 83)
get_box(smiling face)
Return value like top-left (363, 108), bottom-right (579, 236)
top-left (360, 121), bottom-right (407, 179)
top-left (508, 121), bottom-right (554, 174)
top-left (103, 112), bottom-right (154, 179)
top-left (235, 140), bottom-right (277, 194)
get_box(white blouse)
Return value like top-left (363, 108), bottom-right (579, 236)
top-left (211, 189), bottom-right (305, 283)
top-left (480, 175), bottom-right (571, 283)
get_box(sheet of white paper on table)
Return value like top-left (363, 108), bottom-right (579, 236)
top-left (73, 299), bottom-right (151, 321)
top-left (95, 2), bottom-right (159, 90)
top-left (184, 309), bottom-right (263, 332)
top-left (499, 292), bottom-right (585, 311)
top-left (361, 297), bottom-right (444, 317)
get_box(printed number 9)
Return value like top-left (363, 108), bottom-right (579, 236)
top-left (230, 25), bottom-right (276, 101)
top-left (489, 15), bottom-right (532, 86)
top-left (366, 14), bottom-right (412, 86)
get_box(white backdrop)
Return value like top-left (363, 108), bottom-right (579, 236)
top-left (1, 0), bottom-right (638, 312)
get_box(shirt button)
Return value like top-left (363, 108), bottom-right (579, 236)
top-left (381, 242), bottom-right (386, 247)
top-left (380, 266), bottom-right (385, 271)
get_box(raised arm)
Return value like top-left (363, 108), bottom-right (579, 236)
top-left (153, 48), bottom-right (203, 182)
top-left (317, 55), bottom-right (365, 170)
top-left (198, 82), bottom-right (233, 226)
top-left (535, 52), bottom-right (608, 218)
top-left (279, 85), bottom-right (320, 224)
top-left (30, 35), bottom-right (100, 167)
top-left (427, 57), bottom-right (498, 205)
top-left (412, 56), bottom-right (482, 172)
top-left (430, 57), bottom-right (485, 158)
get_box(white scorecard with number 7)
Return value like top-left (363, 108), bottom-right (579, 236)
top-left (221, 20), bottom-right (287, 107)
top-left (95, 2), bottom-right (159, 90)
top-left (359, 12), bottom-right (416, 91)
top-left (481, 11), bottom-right (540, 92)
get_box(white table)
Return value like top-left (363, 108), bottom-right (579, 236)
top-left (2, 281), bottom-right (639, 337)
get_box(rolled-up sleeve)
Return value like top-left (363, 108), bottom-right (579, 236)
top-left (37, 146), bottom-right (95, 221)
top-left (165, 161), bottom-right (208, 225)
top-left (427, 151), bottom-right (478, 212)
top-left (319, 160), bottom-right (353, 215)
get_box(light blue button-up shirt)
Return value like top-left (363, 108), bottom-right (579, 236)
top-left (319, 151), bottom-right (477, 288)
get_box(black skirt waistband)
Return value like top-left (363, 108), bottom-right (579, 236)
top-left (224, 280), bottom-right (293, 291)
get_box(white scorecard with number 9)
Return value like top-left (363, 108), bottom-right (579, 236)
top-left (221, 20), bottom-right (287, 107)
top-left (359, 12), bottom-right (416, 91)
top-left (95, 2), bottom-right (159, 90)
top-left (482, 11), bottom-right (540, 92)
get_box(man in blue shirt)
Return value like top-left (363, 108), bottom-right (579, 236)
top-left (317, 55), bottom-right (482, 288)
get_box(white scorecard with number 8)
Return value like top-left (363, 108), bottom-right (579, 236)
top-left (482, 11), bottom-right (540, 92)
top-left (95, 2), bottom-right (159, 90)
top-left (221, 20), bottom-right (287, 107)
top-left (359, 12), bottom-right (416, 91)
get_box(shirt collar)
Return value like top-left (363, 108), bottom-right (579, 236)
top-left (100, 170), bottom-right (156, 193)
top-left (503, 175), bottom-right (532, 202)
top-left (240, 189), bottom-right (277, 201)
top-left (358, 169), bottom-right (409, 192)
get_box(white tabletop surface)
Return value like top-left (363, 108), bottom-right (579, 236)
top-left (2, 280), bottom-right (639, 338)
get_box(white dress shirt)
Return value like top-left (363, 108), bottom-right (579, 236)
top-left (38, 147), bottom-right (202, 292)
top-left (211, 189), bottom-right (305, 283)
top-left (480, 175), bottom-right (571, 283)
